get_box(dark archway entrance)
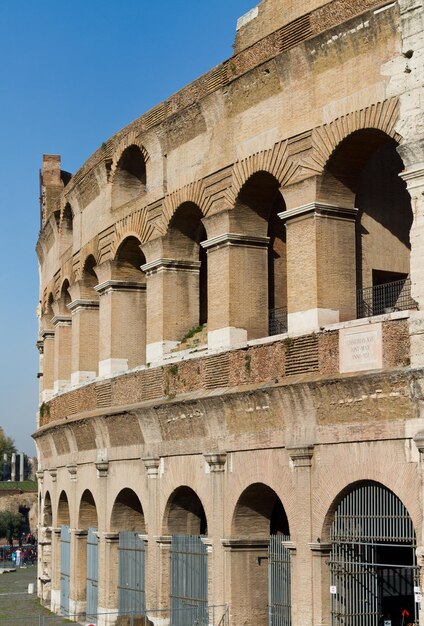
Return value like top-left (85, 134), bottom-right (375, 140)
top-left (329, 482), bottom-right (418, 626)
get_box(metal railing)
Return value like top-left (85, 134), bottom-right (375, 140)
top-left (357, 278), bottom-right (417, 319)
top-left (269, 307), bottom-right (288, 336)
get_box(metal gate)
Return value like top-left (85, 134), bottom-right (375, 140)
top-left (170, 535), bottom-right (208, 626)
top-left (60, 525), bottom-right (71, 616)
top-left (86, 528), bottom-right (98, 620)
top-left (268, 535), bottom-right (291, 626)
top-left (330, 483), bottom-right (419, 626)
top-left (118, 531), bottom-right (146, 616)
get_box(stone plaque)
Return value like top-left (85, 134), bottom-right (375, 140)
top-left (339, 323), bottom-right (383, 373)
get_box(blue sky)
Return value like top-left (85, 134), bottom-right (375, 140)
top-left (0, 0), bottom-right (256, 455)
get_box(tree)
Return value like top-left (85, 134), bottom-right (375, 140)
top-left (0, 427), bottom-right (16, 480)
top-left (0, 510), bottom-right (26, 545)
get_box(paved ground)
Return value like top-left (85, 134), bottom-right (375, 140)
top-left (0, 564), bottom-right (71, 625)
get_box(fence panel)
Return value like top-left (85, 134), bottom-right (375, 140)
top-left (59, 525), bottom-right (70, 616)
top-left (118, 531), bottom-right (146, 616)
top-left (269, 535), bottom-right (291, 626)
top-left (170, 535), bottom-right (208, 626)
top-left (86, 527), bottom-right (98, 620)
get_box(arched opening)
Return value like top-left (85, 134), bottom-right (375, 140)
top-left (166, 203), bottom-right (208, 343)
top-left (44, 293), bottom-right (55, 330)
top-left (77, 490), bottom-right (99, 620)
top-left (112, 489), bottom-right (147, 619)
top-left (112, 145), bottom-right (146, 209)
top-left (166, 486), bottom-right (207, 535)
top-left (43, 491), bottom-right (52, 527)
top-left (63, 203), bottom-right (73, 229)
top-left (234, 172), bottom-right (287, 338)
top-left (323, 130), bottom-right (413, 318)
top-left (59, 280), bottom-right (71, 312)
top-left (231, 483), bottom-right (291, 626)
top-left (81, 255), bottom-right (99, 299)
top-left (57, 490), bottom-right (70, 526)
top-left (72, 256), bottom-right (100, 382)
top-left (111, 488), bottom-right (145, 533)
top-left (57, 490), bottom-right (71, 615)
top-left (325, 481), bottom-right (418, 625)
top-left (78, 489), bottom-right (98, 529)
top-left (165, 487), bottom-right (208, 624)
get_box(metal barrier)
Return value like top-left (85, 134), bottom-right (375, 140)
top-left (357, 278), bottom-right (417, 318)
top-left (269, 307), bottom-right (288, 336)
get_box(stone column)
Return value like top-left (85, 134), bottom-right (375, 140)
top-left (100, 533), bottom-right (119, 625)
top-left (286, 445), bottom-right (314, 626)
top-left (41, 329), bottom-right (55, 401)
top-left (223, 539), bottom-right (270, 626)
top-left (204, 453), bottom-right (227, 612)
top-left (201, 227), bottom-right (270, 348)
top-left (141, 259), bottom-right (201, 362)
top-left (38, 526), bottom-right (52, 605)
top-left (50, 527), bottom-right (61, 613)
top-left (68, 298), bottom-right (99, 385)
top-left (280, 204), bottom-right (357, 334)
top-left (156, 536), bottom-right (172, 619)
top-left (309, 542), bottom-right (332, 626)
top-left (402, 166), bottom-right (424, 367)
top-left (52, 315), bottom-right (72, 394)
top-left (143, 456), bottom-right (161, 616)
top-left (69, 528), bottom-right (88, 618)
top-left (95, 280), bottom-right (146, 376)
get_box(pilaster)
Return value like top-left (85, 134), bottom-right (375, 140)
top-left (280, 203), bottom-right (357, 334)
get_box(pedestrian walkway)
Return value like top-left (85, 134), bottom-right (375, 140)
top-left (0, 565), bottom-right (70, 625)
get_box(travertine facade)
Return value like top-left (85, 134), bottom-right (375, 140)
top-left (35, 1), bottom-right (424, 625)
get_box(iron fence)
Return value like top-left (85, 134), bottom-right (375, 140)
top-left (269, 307), bottom-right (288, 336)
top-left (0, 605), bottom-right (229, 626)
top-left (357, 278), bottom-right (417, 319)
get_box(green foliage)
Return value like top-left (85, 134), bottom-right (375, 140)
top-left (181, 325), bottom-right (204, 342)
top-left (169, 364), bottom-right (178, 376)
top-left (39, 402), bottom-right (50, 418)
top-left (244, 354), bottom-right (252, 374)
top-left (0, 510), bottom-right (26, 544)
top-left (0, 428), bottom-right (16, 481)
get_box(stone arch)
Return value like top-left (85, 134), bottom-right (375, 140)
top-left (110, 488), bottom-right (146, 533)
top-left (78, 489), bottom-right (98, 529)
top-left (164, 486), bottom-right (208, 536)
top-left (111, 140), bottom-right (148, 209)
top-left (111, 207), bottom-right (155, 258)
top-left (307, 98), bottom-right (402, 175)
top-left (160, 181), bottom-right (208, 234)
top-left (114, 236), bottom-right (146, 281)
top-left (232, 482), bottom-right (290, 538)
top-left (228, 140), bottom-right (295, 207)
top-left (57, 490), bottom-right (70, 526)
top-left (43, 490), bottom-right (53, 527)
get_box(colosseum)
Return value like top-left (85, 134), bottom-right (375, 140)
top-left (35, 0), bottom-right (424, 624)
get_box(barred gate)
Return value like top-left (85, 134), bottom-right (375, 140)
top-left (118, 532), bottom-right (146, 616)
top-left (268, 535), bottom-right (291, 626)
top-left (86, 528), bottom-right (98, 620)
top-left (330, 483), bottom-right (419, 626)
top-left (170, 535), bottom-right (208, 626)
top-left (60, 525), bottom-right (71, 616)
